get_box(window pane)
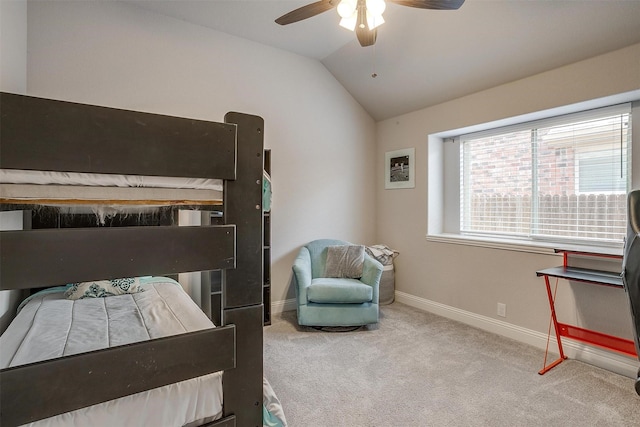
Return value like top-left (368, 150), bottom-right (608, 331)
top-left (461, 130), bottom-right (532, 236)
top-left (535, 114), bottom-right (630, 242)
top-left (460, 106), bottom-right (631, 246)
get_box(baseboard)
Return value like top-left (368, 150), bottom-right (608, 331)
top-left (395, 291), bottom-right (639, 379)
top-left (271, 298), bottom-right (297, 314)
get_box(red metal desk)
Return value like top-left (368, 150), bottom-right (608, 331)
top-left (536, 250), bottom-right (637, 375)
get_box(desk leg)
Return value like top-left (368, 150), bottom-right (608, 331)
top-left (539, 275), bottom-right (567, 375)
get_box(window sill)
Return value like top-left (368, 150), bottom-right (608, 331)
top-left (425, 233), bottom-right (623, 256)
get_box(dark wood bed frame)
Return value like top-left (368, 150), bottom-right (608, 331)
top-left (0, 92), bottom-right (264, 427)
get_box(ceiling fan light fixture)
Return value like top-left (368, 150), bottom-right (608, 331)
top-left (339, 14), bottom-right (358, 31)
top-left (366, 10), bottom-right (384, 30)
top-left (337, 0), bottom-right (357, 18)
top-left (365, 0), bottom-right (386, 16)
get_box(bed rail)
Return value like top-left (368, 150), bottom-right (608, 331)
top-left (0, 225), bottom-right (235, 290)
top-left (0, 326), bottom-right (236, 426)
top-left (0, 92), bottom-right (236, 180)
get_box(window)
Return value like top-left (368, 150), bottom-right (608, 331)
top-left (458, 104), bottom-right (631, 247)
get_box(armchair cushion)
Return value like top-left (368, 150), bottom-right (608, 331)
top-left (324, 245), bottom-right (365, 279)
top-left (307, 278), bottom-right (373, 304)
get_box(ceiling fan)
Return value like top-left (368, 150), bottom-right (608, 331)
top-left (275, 0), bottom-right (465, 47)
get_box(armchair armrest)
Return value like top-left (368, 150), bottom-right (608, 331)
top-left (361, 255), bottom-right (383, 287)
top-left (292, 246), bottom-right (312, 305)
top-left (360, 255), bottom-right (383, 304)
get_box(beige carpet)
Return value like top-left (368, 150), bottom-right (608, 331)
top-left (264, 302), bottom-right (639, 426)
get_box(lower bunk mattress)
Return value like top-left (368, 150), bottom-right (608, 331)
top-left (0, 277), bottom-right (224, 427)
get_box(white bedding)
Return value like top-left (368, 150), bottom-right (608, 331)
top-left (0, 170), bottom-right (224, 205)
top-left (0, 169), bottom-right (224, 190)
top-left (0, 278), bottom-right (223, 427)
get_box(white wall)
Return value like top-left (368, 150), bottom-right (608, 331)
top-left (26, 0), bottom-right (377, 305)
top-left (0, 0), bottom-right (27, 93)
top-left (376, 44), bottom-right (640, 374)
top-left (0, 0), bottom-right (27, 334)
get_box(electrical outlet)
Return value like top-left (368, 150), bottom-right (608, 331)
top-left (497, 303), bottom-right (507, 318)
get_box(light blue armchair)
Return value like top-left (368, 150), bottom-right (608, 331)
top-left (292, 239), bottom-right (383, 327)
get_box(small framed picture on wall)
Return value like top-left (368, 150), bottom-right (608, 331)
top-left (385, 148), bottom-right (415, 189)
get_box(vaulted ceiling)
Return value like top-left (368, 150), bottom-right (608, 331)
top-left (123, 0), bottom-right (640, 121)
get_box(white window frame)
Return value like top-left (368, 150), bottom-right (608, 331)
top-left (427, 92), bottom-right (640, 256)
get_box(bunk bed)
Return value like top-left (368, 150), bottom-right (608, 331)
top-left (0, 92), bottom-right (266, 426)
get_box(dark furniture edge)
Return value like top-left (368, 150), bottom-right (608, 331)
top-left (204, 414), bottom-right (236, 427)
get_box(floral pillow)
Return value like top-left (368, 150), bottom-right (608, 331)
top-left (65, 277), bottom-right (143, 300)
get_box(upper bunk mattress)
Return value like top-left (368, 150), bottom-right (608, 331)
top-left (0, 169), bottom-right (224, 205)
top-left (0, 277), bottom-right (223, 427)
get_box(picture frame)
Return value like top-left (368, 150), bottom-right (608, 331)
top-left (385, 148), bottom-right (415, 189)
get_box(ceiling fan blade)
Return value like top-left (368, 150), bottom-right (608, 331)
top-left (389, 0), bottom-right (465, 10)
top-left (275, 0), bottom-right (337, 25)
top-left (356, 26), bottom-right (377, 47)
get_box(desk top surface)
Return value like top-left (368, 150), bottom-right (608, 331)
top-left (536, 266), bottom-right (623, 288)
